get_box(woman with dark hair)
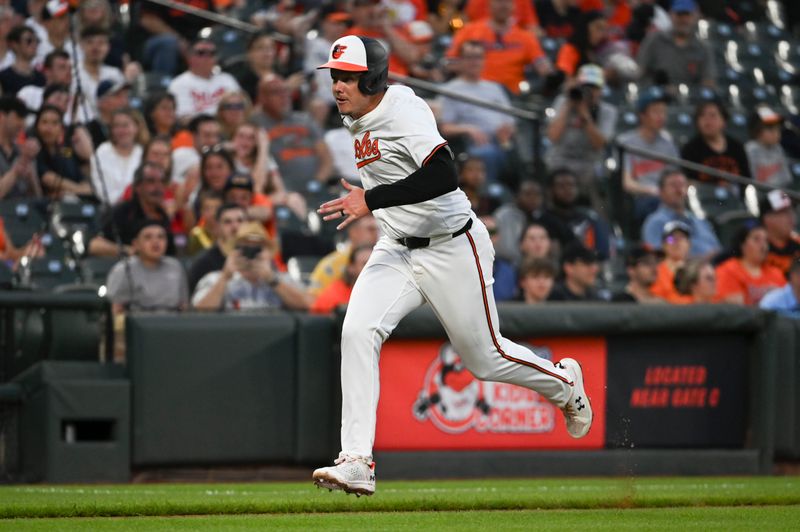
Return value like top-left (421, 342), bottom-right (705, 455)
top-left (494, 222), bottom-right (557, 301)
top-left (231, 122), bottom-right (307, 218)
top-left (182, 145), bottom-right (236, 230)
top-left (216, 91), bottom-right (253, 141)
top-left (680, 99), bottom-right (751, 194)
top-left (35, 105), bottom-right (94, 199)
top-left (554, 10), bottom-right (608, 77)
top-left (143, 91), bottom-right (177, 138)
top-left (715, 223), bottom-right (785, 305)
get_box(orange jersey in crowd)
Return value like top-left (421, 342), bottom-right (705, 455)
top-left (464, 0), bottom-right (539, 28)
top-left (650, 261), bottom-right (693, 304)
top-left (310, 278), bottom-right (353, 314)
top-left (715, 258), bottom-right (786, 306)
top-left (447, 20), bottom-right (546, 93)
top-left (555, 42), bottom-right (582, 76)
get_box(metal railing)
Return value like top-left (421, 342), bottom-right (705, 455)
top-left (616, 141), bottom-right (800, 202)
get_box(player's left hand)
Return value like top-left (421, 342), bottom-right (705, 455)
top-left (318, 179), bottom-right (370, 230)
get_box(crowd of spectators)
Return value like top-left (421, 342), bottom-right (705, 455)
top-left (1, 0), bottom-right (800, 339)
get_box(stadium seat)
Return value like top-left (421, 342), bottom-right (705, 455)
top-left (80, 256), bottom-right (118, 285)
top-left (208, 27), bottom-right (247, 68)
top-left (689, 182), bottom-right (747, 223)
top-left (22, 258), bottom-right (81, 292)
top-left (287, 255), bottom-right (322, 286)
top-left (0, 199), bottom-right (47, 248)
top-left (50, 201), bottom-right (101, 239)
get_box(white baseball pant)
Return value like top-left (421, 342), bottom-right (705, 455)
top-left (339, 216), bottom-right (573, 459)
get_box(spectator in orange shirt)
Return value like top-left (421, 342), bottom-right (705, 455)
top-left (311, 244), bottom-right (374, 314)
top-left (715, 224), bottom-right (786, 306)
top-left (464, 0), bottom-right (542, 35)
top-left (447, 0), bottom-right (552, 94)
top-left (650, 220), bottom-right (693, 303)
top-left (673, 258), bottom-right (717, 304)
top-left (348, 0), bottom-right (419, 76)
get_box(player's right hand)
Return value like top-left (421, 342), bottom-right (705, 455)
top-left (317, 179), bottom-right (370, 230)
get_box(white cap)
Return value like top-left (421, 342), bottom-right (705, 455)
top-left (317, 35), bottom-right (369, 72)
top-left (576, 64), bottom-right (604, 88)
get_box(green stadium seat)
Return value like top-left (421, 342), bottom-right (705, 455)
top-left (0, 199), bottom-right (46, 248)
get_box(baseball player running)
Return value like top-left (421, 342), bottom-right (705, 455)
top-left (313, 35), bottom-right (592, 496)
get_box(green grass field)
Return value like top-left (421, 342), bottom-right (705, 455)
top-left (1, 477), bottom-right (798, 530)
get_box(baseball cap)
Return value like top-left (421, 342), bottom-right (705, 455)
top-left (759, 189), bottom-right (793, 216)
top-left (234, 221), bottom-right (270, 247)
top-left (96, 79), bottom-right (131, 100)
top-left (755, 104), bottom-right (782, 126)
top-left (576, 64), bottom-right (604, 88)
top-left (42, 0), bottom-right (68, 20)
top-left (562, 242), bottom-right (599, 264)
top-left (224, 173), bottom-right (254, 193)
top-left (319, 3), bottom-right (352, 23)
top-left (625, 244), bottom-right (661, 267)
top-left (637, 86), bottom-right (670, 113)
top-left (318, 35), bottom-right (372, 72)
top-left (662, 220), bottom-right (692, 239)
top-left (671, 0), bottom-right (697, 12)
top-left (406, 20), bottom-right (434, 43)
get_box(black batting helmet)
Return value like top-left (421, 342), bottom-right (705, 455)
top-left (317, 35), bottom-right (389, 95)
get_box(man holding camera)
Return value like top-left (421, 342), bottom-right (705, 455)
top-left (545, 64), bottom-right (617, 214)
top-left (191, 221), bottom-right (309, 311)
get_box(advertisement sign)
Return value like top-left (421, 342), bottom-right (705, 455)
top-left (375, 337), bottom-right (606, 450)
top-left (605, 334), bottom-right (748, 448)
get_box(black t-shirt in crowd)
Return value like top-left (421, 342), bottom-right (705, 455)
top-left (535, 0), bottom-right (582, 39)
top-left (547, 282), bottom-right (604, 302)
top-left (0, 66), bottom-right (45, 95)
top-left (680, 134), bottom-right (751, 186)
top-left (187, 244), bottom-right (225, 293)
top-left (100, 199), bottom-right (176, 255)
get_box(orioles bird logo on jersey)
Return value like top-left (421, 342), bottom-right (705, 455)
top-left (332, 45), bottom-right (347, 59)
top-left (354, 131), bottom-right (381, 168)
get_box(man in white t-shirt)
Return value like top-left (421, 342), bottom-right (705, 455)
top-left (311, 35), bottom-right (594, 497)
top-left (18, 49), bottom-right (72, 115)
top-left (74, 25), bottom-right (124, 122)
top-left (168, 38), bottom-right (241, 121)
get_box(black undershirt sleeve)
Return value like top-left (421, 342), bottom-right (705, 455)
top-left (363, 145), bottom-right (458, 211)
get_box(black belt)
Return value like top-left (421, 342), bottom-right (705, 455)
top-left (396, 219), bottom-right (473, 249)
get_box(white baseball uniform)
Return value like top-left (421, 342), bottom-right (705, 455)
top-left (338, 85), bottom-right (574, 460)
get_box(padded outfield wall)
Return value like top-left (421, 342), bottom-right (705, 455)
top-left (2, 299), bottom-right (798, 481)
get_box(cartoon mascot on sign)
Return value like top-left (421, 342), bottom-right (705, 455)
top-left (413, 343), bottom-right (491, 427)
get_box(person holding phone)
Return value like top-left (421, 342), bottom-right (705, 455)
top-left (191, 221), bottom-right (309, 311)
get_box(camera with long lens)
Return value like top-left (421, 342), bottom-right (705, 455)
top-left (238, 245), bottom-right (262, 260)
top-left (568, 84), bottom-right (593, 102)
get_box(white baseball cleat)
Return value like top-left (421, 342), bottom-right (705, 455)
top-left (312, 455), bottom-right (376, 496)
top-left (557, 358), bottom-right (593, 438)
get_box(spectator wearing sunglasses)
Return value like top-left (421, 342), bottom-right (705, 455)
top-left (0, 26), bottom-right (45, 95)
top-left (168, 38), bottom-right (241, 121)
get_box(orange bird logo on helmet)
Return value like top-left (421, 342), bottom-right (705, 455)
top-left (332, 45), bottom-right (347, 59)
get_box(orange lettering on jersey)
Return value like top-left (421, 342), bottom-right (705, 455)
top-left (354, 131), bottom-right (381, 168)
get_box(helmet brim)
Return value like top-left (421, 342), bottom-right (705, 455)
top-left (317, 60), bottom-right (369, 71)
